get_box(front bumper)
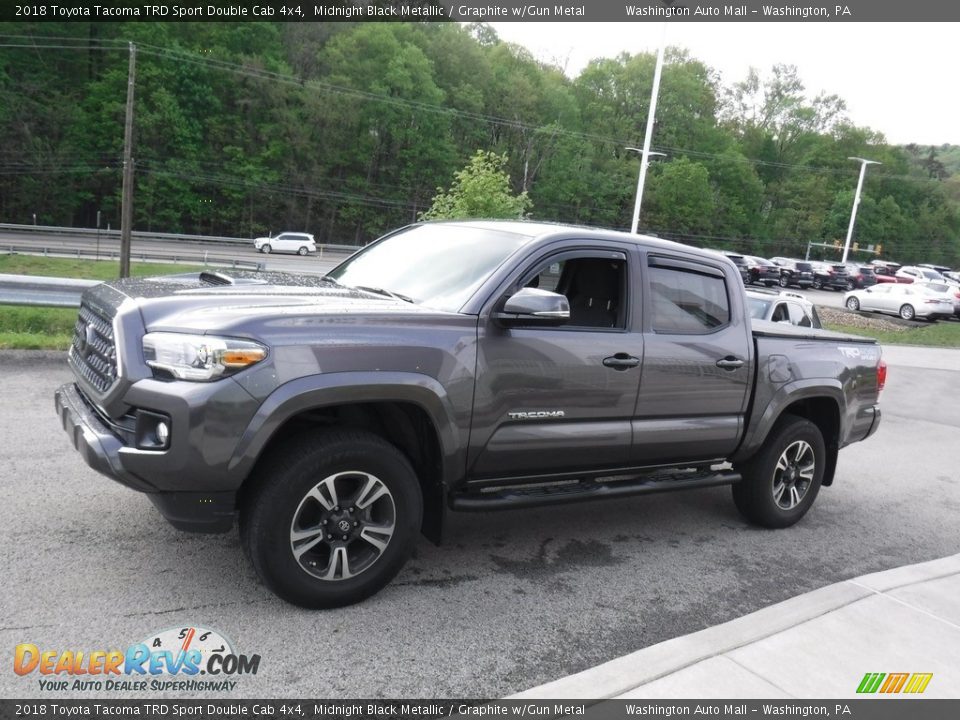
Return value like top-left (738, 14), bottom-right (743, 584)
top-left (55, 382), bottom-right (237, 533)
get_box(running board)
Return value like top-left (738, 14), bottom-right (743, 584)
top-left (449, 469), bottom-right (741, 512)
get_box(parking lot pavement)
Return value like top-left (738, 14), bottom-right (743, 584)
top-left (513, 553), bottom-right (960, 699)
top-left (1, 348), bottom-right (959, 699)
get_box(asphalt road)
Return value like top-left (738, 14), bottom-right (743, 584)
top-left (0, 231), bottom-right (349, 276)
top-left (1, 348), bottom-right (958, 700)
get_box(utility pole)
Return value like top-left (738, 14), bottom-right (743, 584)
top-left (630, 22), bottom-right (667, 235)
top-left (841, 156), bottom-right (880, 264)
top-left (119, 42), bottom-right (136, 278)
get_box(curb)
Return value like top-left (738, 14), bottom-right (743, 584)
top-left (511, 553), bottom-right (960, 699)
top-left (0, 349), bottom-right (68, 366)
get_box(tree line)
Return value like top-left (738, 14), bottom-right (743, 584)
top-left (1, 21), bottom-right (957, 265)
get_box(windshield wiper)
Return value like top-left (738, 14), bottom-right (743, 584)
top-left (353, 285), bottom-right (415, 303)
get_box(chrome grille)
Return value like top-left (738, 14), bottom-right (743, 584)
top-left (71, 303), bottom-right (118, 393)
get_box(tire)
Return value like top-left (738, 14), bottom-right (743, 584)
top-left (846, 297), bottom-right (860, 311)
top-left (241, 429), bottom-right (423, 608)
top-left (812, 278), bottom-right (823, 290)
top-left (732, 414), bottom-right (825, 529)
top-left (779, 275), bottom-right (789, 288)
top-left (899, 304), bottom-right (915, 320)
top-left (297, 246), bottom-right (308, 256)
top-left (260, 244), bottom-right (272, 254)
top-left (846, 280), bottom-right (856, 291)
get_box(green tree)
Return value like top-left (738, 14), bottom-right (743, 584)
top-left (420, 151), bottom-right (531, 220)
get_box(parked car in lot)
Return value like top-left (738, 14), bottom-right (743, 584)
top-left (812, 263), bottom-right (852, 291)
top-left (254, 232), bottom-right (316, 255)
top-left (914, 282), bottom-right (960, 318)
top-left (745, 256), bottom-right (781, 287)
top-left (722, 252), bottom-right (751, 284)
top-left (770, 258), bottom-right (815, 289)
top-left (896, 266), bottom-right (945, 284)
top-left (844, 264), bottom-right (878, 290)
top-left (55, 220), bottom-right (885, 608)
top-left (745, 289), bottom-right (822, 328)
top-left (943, 271), bottom-right (960, 284)
top-left (870, 260), bottom-right (906, 284)
top-left (844, 283), bottom-right (955, 321)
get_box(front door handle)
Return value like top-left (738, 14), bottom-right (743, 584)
top-left (603, 353), bottom-right (640, 370)
top-left (716, 356), bottom-right (745, 370)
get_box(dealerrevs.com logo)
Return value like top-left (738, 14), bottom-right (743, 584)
top-left (14, 626), bottom-right (260, 693)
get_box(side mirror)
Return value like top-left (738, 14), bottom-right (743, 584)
top-left (494, 287), bottom-right (570, 327)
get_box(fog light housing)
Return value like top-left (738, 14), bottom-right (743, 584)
top-left (135, 410), bottom-right (171, 450)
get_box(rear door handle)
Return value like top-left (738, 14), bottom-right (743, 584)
top-left (603, 353), bottom-right (640, 370)
top-left (716, 356), bottom-right (745, 370)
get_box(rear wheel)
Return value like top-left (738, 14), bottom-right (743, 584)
top-left (899, 304), bottom-right (915, 320)
top-left (241, 429), bottom-right (422, 608)
top-left (297, 246), bottom-right (308, 256)
top-left (846, 297), bottom-right (860, 311)
top-left (260, 244), bottom-right (272, 254)
top-left (846, 280), bottom-right (856, 291)
top-left (812, 278), bottom-right (823, 290)
top-left (732, 414), bottom-right (825, 528)
top-left (779, 275), bottom-right (789, 288)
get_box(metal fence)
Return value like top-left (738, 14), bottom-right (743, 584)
top-left (0, 223), bottom-right (361, 252)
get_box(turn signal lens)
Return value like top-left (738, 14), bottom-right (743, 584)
top-left (221, 348), bottom-right (267, 368)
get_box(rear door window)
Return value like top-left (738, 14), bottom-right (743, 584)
top-left (649, 259), bottom-right (731, 333)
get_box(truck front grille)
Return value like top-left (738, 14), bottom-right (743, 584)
top-left (71, 303), bottom-right (118, 393)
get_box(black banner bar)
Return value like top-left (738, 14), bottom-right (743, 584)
top-left (3, 0), bottom-right (960, 23)
top-left (3, 700), bottom-right (960, 720)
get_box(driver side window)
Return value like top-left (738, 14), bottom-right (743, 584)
top-left (523, 255), bottom-right (627, 329)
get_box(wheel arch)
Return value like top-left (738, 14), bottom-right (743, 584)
top-left (734, 382), bottom-right (843, 487)
top-left (231, 373), bottom-right (465, 543)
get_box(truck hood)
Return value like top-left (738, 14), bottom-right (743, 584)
top-left (101, 271), bottom-right (453, 333)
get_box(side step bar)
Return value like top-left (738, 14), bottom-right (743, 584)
top-left (449, 469), bottom-right (741, 512)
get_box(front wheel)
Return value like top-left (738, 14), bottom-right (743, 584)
top-left (899, 304), bottom-right (915, 320)
top-left (846, 297), bottom-right (860, 311)
top-left (732, 414), bottom-right (825, 528)
top-left (241, 429), bottom-right (423, 608)
top-left (779, 275), bottom-right (789, 288)
top-left (260, 244), bottom-right (272, 254)
top-left (812, 278), bottom-right (823, 290)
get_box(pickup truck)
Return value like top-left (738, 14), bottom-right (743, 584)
top-left (55, 221), bottom-right (885, 608)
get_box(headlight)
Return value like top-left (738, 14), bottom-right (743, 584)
top-left (142, 333), bottom-right (267, 381)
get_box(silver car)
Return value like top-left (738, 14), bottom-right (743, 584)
top-left (843, 283), bottom-right (954, 321)
top-left (914, 281), bottom-right (960, 318)
top-left (745, 289), bottom-right (822, 328)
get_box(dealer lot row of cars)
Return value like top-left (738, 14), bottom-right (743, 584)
top-left (721, 251), bottom-right (960, 324)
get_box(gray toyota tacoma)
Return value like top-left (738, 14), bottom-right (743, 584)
top-left (55, 221), bottom-right (885, 607)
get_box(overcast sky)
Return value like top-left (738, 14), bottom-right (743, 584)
top-left (489, 22), bottom-right (959, 146)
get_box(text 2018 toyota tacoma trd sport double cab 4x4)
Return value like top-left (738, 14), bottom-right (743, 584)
top-left (55, 221), bottom-right (885, 607)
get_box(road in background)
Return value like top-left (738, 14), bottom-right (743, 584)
top-left (0, 230), bottom-right (351, 275)
top-left (1, 348), bottom-right (957, 698)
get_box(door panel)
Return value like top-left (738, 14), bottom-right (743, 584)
top-left (469, 328), bottom-right (642, 479)
top-left (632, 256), bottom-right (751, 466)
top-left (468, 248), bottom-right (642, 481)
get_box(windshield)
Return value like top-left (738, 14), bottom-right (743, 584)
top-left (746, 297), bottom-right (771, 320)
top-left (327, 224), bottom-right (533, 312)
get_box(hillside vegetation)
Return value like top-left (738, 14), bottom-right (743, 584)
top-left (1, 22), bottom-right (957, 265)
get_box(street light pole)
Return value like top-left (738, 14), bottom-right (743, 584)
top-left (626, 148), bottom-right (666, 234)
top-left (842, 156), bottom-right (880, 264)
top-left (629, 22), bottom-right (668, 235)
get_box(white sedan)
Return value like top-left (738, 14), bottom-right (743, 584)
top-left (843, 283), bottom-right (954, 321)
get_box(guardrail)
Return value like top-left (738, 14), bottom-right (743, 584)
top-left (0, 274), bottom-right (99, 308)
top-left (1, 243), bottom-right (264, 271)
top-left (0, 223), bottom-right (361, 253)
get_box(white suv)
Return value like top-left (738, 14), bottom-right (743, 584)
top-left (254, 232), bottom-right (316, 256)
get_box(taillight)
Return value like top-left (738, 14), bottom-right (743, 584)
top-left (877, 359), bottom-right (887, 393)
